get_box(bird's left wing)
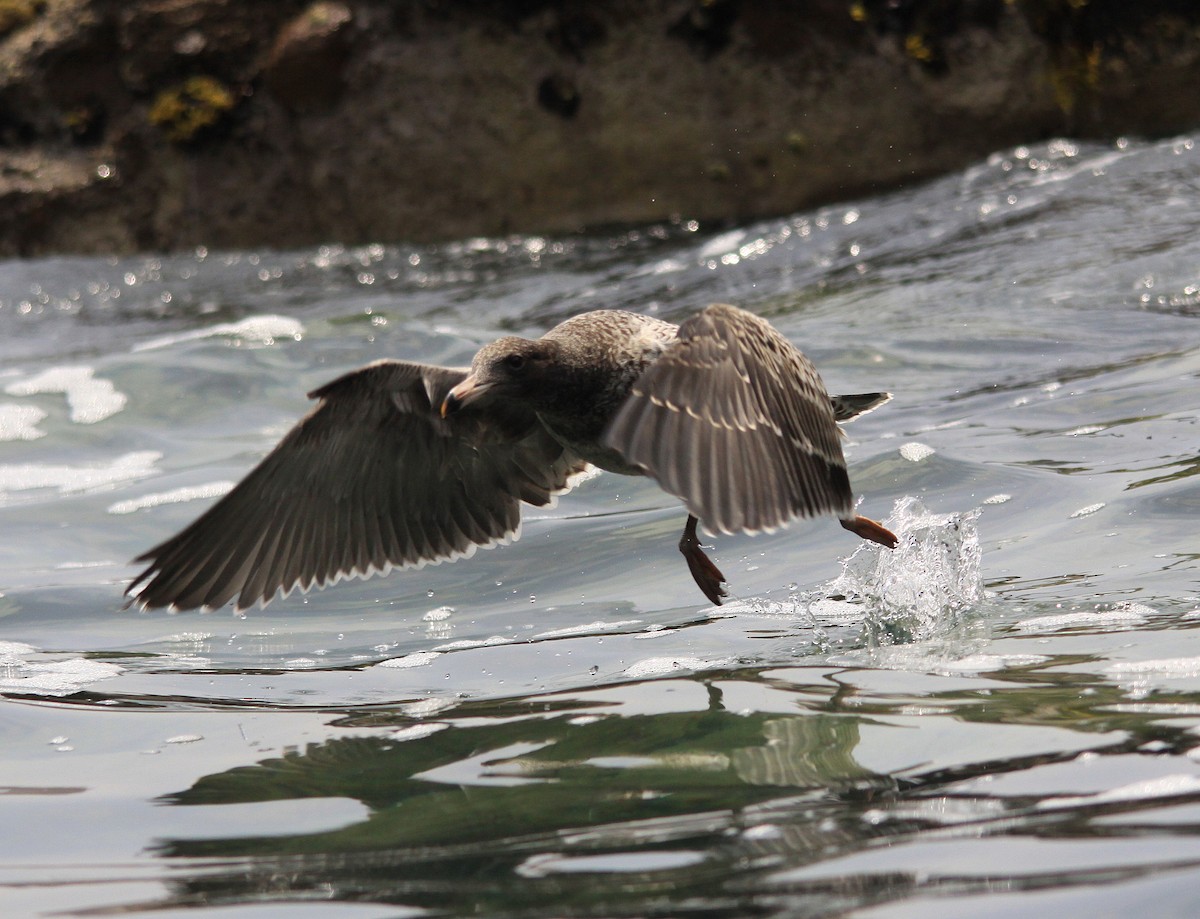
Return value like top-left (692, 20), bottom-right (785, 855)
top-left (126, 359), bottom-right (587, 611)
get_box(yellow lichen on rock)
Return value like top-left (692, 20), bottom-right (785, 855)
top-left (147, 76), bottom-right (236, 144)
top-left (904, 33), bottom-right (934, 63)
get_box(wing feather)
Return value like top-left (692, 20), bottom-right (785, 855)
top-left (604, 304), bottom-right (854, 535)
top-left (127, 359), bottom-right (588, 611)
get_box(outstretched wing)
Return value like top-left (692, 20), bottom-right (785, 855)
top-left (602, 303), bottom-right (853, 535)
top-left (127, 359), bottom-right (587, 611)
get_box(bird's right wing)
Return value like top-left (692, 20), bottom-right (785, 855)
top-left (126, 360), bottom-right (588, 611)
top-left (603, 304), bottom-right (854, 535)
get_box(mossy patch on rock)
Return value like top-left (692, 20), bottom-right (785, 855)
top-left (147, 75), bottom-right (236, 144)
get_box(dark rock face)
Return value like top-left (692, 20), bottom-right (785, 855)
top-left (264, 2), bottom-right (355, 112)
top-left (0, 0), bottom-right (1198, 256)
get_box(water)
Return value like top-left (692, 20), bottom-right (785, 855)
top-left (2, 132), bottom-right (1199, 917)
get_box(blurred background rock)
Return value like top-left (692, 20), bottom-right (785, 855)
top-left (0, 0), bottom-right (1197, 256)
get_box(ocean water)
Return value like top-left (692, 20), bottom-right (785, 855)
top-left (2, 132), bottom-right (1199, 917)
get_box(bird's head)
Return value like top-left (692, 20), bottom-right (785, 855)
top-left (441, 337), bottom-right (562, 418)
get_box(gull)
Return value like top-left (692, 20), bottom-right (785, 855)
top-left (127, 303), bottom-right (896, 611)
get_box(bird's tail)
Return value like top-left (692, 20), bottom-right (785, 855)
top-left (831, 392), bottom-right (891, 423)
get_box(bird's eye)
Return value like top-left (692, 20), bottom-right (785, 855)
top-left (504, 354), bottom-right (526, 370)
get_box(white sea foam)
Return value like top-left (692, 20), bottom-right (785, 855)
top-left (534, 619), bottom-right (642, 639)
top-left (397, 698), bottom-right (458, 718)
top-left (624, 656), bottom-right (732, 677)
top-left (1016, 606), bottom-right (1150, 634)
top-left (0, 641), bottom-right (123, 696)
top-left (133, 314), bottom-right (304, 352)
top-left (899, 442), bottom-right (935, 462)
top-left (0, 450), bottom-right (160, 501)
top-left (1106, 656), bottom-right (1200, 678)
top-left (432, 636), bottom-right (512, 651)
top-left (106, 480), bottom-right (234, 515)
top-left (839, 647), bottom-right (1047, 676)
top-left (697, 229), bottom-right (746, 259)
top-left (0, 404), bottom-right (47, 441)
top-left (378, 650), bottom-right (444, 669)
top-left (5, 366), bottom-right (126, 423)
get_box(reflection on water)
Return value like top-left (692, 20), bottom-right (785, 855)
top-left (141, 662), bottom-right (1200, 917)
top-left (2, 132), bottom-right (1200, 916)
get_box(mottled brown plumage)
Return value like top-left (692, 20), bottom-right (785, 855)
top-left (127, 303), bottom-right (896, 611)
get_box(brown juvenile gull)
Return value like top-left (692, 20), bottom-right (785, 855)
top-left (126, 303), bottom-right (897, 612)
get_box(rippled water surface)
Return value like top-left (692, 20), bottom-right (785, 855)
top-left (3, 133), bottom-right (1200, 918)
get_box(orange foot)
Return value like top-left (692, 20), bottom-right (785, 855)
top-left (679, 514), bottom-right (728, 606)
top-left (841, 515), bottom-right (899, 549)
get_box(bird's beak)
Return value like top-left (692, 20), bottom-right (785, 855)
top-left (441, 375), bottom-right (489, 418)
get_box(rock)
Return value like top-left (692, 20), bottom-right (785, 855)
top-left (115, 0), bottom-right (300, 92)
top-left (536, 73), bottom-right (580, 118)
top-left (264, 2), bottom-right (355, 112)
top-left (0, 0), bottom-right (1198, 256)
top-left (0, 0), bottom-right (46, 40)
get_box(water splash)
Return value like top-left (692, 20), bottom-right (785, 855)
top-left (809, 497), bottom-right (983, 646)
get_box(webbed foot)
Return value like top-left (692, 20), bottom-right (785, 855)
top-left (840, 515), bottom-right (899, 549)
top-left (680, 514), bottom-right (728, 605)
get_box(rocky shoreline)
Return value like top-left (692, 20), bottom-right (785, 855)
top-left (1, 0), bottom-right (1198, 257)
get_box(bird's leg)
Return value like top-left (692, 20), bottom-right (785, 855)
top-left (680, 514), bottom-right (728, 605)
top-left (841, 515), bottom-right (899, 549)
